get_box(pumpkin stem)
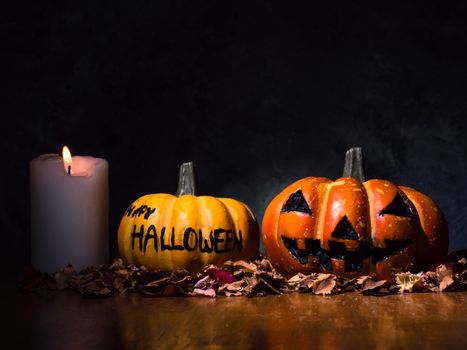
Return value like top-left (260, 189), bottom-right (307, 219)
top-left (342, 147), bottom-right (366, 181)
top-left (176, 162), bottom-right (199, 196)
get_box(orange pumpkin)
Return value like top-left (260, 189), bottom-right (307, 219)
top-left (262, 148), bottom-right (448, 280)
top-left (118, 162), bottom-right (259, 273)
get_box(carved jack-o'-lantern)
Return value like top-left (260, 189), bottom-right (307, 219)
top-left (118, 162), bottom-right (259, 273)
top-left (262, 148), bottom-right (448, 280)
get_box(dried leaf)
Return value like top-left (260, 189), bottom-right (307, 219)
top-left (78, 281), bottom-right (112, 297)
top-left (395, 272), bottom-right (423, 293)
top-left (312, 274), bottom-right (336, 295)
top-left (71, 272), bottom-right (96, 287)
top-left (190, 288), bottom-right (216, 297)
top-left (193, 275), bottom-right (213, 290)
top-left (437, 265), bottom-right (454, 292)
top-left (257, 275), bottom-right (283, 295)
top-left (287, 273), bottom-right (318, 292)
top-left (428, 262), bottom-right (455, 272)
top-left (220, 280), bottom-right (245, 293)
top-left (423, 271), bottom-right (440, 292)
top-left (296, 276), bottom-right (317, 292)
top-left (461, 270), bottom-right (467, 288)
top-left (141, 271), bottom-right (193, 296)
top-left (224, 291), bottom-right (243, 297)
top-left (244, 276), bottom-right (262, 297)
top-left (336, 277), bottom-right (355, 293)
top-left (136, 271), bottom-right (161, 290)
top-left (422, 265), bottom-right (455, 292)
top-left (287, 273), bottom-right (305, 285)
top-left (231, 260), bottom-right (258, 273)
top-left (142, 276), bottom-right (188, 296)
top-left (53, 267), bottom-right (75, 290)
top-left (113, 278), bottom-right (127, 293)
top-left (204, 268), bottom-right (236, 284)
top-left (356, 276), bottom-right (371, 285)
top-left (357, 276), bottom-right (386, 293)
top-left (260, 259), bottom-right (274, 271)
top-left (21, 253), bottom-right (467, 298)
top-left (109, 258), bottom-right (125, 270)
top-left (439, 275), bottom-right (454, 292)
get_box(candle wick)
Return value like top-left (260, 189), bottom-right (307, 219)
top-left (68, 165), bottom-right (71, 175)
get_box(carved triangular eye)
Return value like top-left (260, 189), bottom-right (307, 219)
top-left (331, 215), bottom-right (359, 240)
top-left (281, 190), bottom-right (312, 215)
top-left (379, 192), bottom-right (414, 218)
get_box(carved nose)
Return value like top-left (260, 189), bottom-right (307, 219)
top-left (331, 216), bottom-right (359, 240)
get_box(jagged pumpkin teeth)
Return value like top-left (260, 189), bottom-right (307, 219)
top-left (262, 148), bottom-right (449, 281)
top-left (296, 239), bottom-right (306, 250)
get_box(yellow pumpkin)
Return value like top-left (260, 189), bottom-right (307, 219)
top-left (118, 162), bottom-right (259, 273)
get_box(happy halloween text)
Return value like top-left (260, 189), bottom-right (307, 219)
top-left (126, 204), bottom-right (243, 254)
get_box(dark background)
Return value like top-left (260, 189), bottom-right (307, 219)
top-left (3, 0), bottom-right (467, 278)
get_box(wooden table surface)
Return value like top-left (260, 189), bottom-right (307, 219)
top-left (3, 283), bottom-right (467, 350)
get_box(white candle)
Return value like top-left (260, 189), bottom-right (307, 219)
top-left (30, 147), bottom-right (109, 273)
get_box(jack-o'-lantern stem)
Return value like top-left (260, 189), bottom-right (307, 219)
top-left (176, 162), bottom-right (199, 196)
top-left (342, 147), bottom-right (366, 182)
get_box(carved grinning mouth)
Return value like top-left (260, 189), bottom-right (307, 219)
top-left (281, 173), bottom-right (416, 272)
top-left (279, 192), bottom-right (415, 272)
top-left (281, 236), bottom-right (412, 272)
top-left (281, 236), bottom-right (320, 265)
top-left (279, 192), bottom-right (369, 269)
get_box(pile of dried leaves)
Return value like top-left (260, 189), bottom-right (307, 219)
top-left (18, 251), bottom-right (467, 298)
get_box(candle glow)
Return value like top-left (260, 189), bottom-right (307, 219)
top-left (30, 149), bottom-right (109, 273)
top-left (62, 146), bottom-right (72, 174)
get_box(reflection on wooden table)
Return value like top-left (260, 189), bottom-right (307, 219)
top-left (4, 284), bottom-right (467, 350)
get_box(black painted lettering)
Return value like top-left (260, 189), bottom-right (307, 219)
top-left (144, 207), bottom-right (156, 220)
top-left (224, 229), bottom-right (233, 253)
top-left (131, 224), bottom-right (145, 251)
top-left (160, 227), bottom-right (173, 251)
top-left (213, 228), bottom-right (226, 253)
top-left (143, 225), bottom-right (158, 253)
top-left (199, 229), bottom-right (214, 253)
top-left (126, 204), bottom-right (136, 217)
top-left (131, 205), bottom-right (146, 218)
top-left (131, 225), bottom-right (243, 254)
top-left (183, 228), bottom-right (198, 251)
top-left (130, 205), bottom-right (156, 220)
top-left (232, 230), bottom-right (243, 252)
top-left (171, 227), bottom-right (184, 250)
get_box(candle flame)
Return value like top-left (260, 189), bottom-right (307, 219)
top-left (62, 146), bottom-right (72, 174)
